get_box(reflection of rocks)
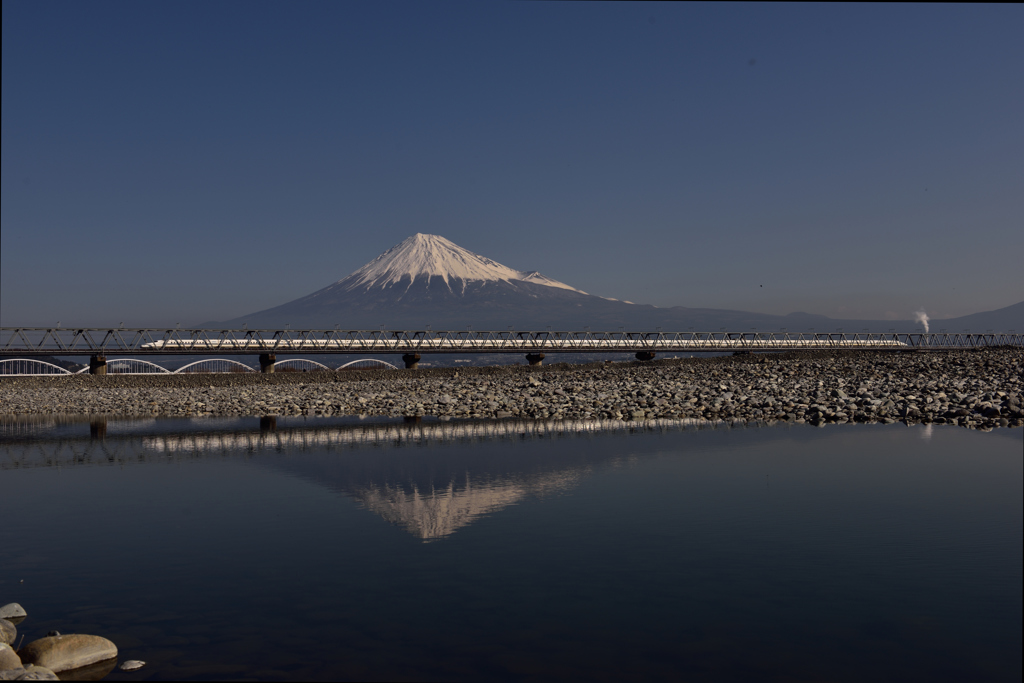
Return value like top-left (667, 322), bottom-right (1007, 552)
top-left (0, 606), bottom-right (25, 623)
top-left (353, 470), bottom-right (586, 540)
top-left (47, 657), bottom-right (117, 681)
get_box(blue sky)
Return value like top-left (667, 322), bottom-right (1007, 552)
top-left (2, 1), bottom-right (1022, 326)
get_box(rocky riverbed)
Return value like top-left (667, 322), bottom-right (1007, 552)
top-left (1, 349), bottom-right (1022, 430)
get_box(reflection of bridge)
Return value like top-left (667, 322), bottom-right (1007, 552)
top-left (0, 415), bottom-right (729, 469)
top-left (0, 415), bottom-right (792, 539)
top-left (3, 415), bottom-right (750, 539)
top-left (2, 327), bottom-right (1021, 372)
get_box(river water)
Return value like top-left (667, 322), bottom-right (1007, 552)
top-left (1, 417), bottom-right (1021, 681)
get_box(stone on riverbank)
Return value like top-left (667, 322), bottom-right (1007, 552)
top-left (0, 643), bottom-right (21, 671)
top-left (0, 621), bottom-right (15, 647)
top-left (17, 635), bottom-right (117, 674)
top-left (2, 665), bottom-right (59, 681)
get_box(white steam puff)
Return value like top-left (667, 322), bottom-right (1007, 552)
top-left (914, 309), bottom-right (930, 334)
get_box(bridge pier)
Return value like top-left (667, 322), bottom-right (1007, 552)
top-left (259, 353), bottom-right (276, 373)
top-left (526, 353), bottom-right (545, 366)
top-left (89, 355), bottom-right (107, 375)
top-left (402, 353), bottom-right (421, 370)
top-left (635, 351), bottom-right (656, 362)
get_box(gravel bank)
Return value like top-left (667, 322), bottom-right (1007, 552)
top-left (2, 349), bottom-right (1022, 430)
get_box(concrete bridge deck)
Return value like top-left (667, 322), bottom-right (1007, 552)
top-left (3, 327), bottom-right (1021, 372)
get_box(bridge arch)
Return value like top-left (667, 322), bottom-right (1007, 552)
top-left (174, 359), bottom-right (256, 374)
top-left (337, 358), bottom-right (398, 370)
top-left (73, 359), bottom-right (171, 374)
top-left (274, 358), bottom-right (333, 372)
top-left (0, 359), bottom-right (74, 376)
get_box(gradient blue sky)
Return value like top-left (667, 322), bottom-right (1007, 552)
top-left (3, 1), bottom-right (1022, 327)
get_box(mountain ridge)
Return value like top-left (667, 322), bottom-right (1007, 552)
top-left (210, 235), bottom-right (1024, 332)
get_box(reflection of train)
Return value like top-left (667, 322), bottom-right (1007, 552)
top-left (140, 337), bottom-right (911, 351)
top-left (138, 417), bottom-right (713, 452)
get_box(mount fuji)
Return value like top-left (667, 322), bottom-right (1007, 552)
top-left (213, 234), bottom-right (1024, 332)
top-left (218, 233), bottom-right (641, 330)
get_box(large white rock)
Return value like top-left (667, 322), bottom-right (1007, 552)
top-left (16, 635), bottom-right (116, 673)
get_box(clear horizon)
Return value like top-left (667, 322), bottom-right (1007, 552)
top-left (2, 2), bottom-right (1022, 327)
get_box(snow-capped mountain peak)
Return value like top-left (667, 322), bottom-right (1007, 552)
top-left (342, 234), bottom-right (586, 294)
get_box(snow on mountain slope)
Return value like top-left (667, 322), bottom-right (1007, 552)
top-left (518, 271), bottom-right (588, 293)
top-left (341, 234), bottom-right (587, 295)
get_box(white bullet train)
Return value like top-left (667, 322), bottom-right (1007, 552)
top-left (141, 336), bottom-right (911, 351)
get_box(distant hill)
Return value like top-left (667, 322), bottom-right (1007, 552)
top-left (925, 301), bottom-right (1024, 334)
top-left (208, 234), bottom-right (1024, 333)
top-left (33, 356), bottom-right (86, 372)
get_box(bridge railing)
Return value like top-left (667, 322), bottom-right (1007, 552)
top-left (1, 327), bottom-right (1022, 356)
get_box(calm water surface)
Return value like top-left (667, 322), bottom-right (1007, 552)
top-left (1, 417), bottom-right (1021, 682)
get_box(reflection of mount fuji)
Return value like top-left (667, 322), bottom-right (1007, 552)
top-left (350, 469), bottom-right (586, 541)
top-left (157, 417), bottom-right (711, 540)
top-left (262, 427), bottom-right (611, 541)
top-left (2, 416), bottom-right (771, 540)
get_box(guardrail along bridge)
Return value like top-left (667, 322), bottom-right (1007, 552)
top-left (2, 327), bottom-right (1021, 373)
